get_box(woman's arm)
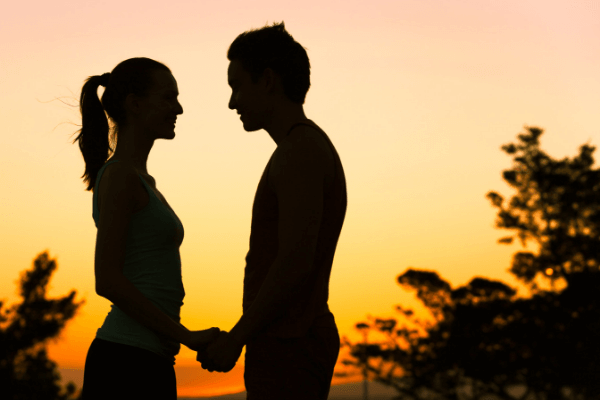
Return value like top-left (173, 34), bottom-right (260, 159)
top-left (94, 163), bottom-right (212, 350)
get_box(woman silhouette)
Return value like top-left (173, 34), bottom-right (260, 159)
top-left (74, 58), bottom-right (218, 399)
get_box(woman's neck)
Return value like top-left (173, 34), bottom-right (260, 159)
top-left (111, 128), bottom-right (155, 174)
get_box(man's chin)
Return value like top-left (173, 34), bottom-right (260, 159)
top-left (157, 130), bottom-right (176, 140)
top-left (242, 122), bottom-right (262, 132)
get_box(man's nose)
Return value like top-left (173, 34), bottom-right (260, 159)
top-left (228, 94), bottom-right (235, 110)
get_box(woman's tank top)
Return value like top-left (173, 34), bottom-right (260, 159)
top-left (92, 159), bottom-right (185, 364)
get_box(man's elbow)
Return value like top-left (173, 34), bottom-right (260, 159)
top-left (276, 247), bottom-right (317, 285)
top-left (287, 262), bottom-right (315, 287)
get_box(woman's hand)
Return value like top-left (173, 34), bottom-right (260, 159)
top-left (197, 330), bottom-right (244, 373)
top-left (185, 327), bottom-right (221, 352)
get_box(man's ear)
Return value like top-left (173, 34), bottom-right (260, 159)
top-left (262, 67), bottom-right (279, 94)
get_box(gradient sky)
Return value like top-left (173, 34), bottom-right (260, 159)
top-left (2, 0), bottom-right (599, 396)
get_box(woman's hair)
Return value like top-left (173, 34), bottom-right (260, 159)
top-left (227, 21), bottom-right (310, 105)
top-left (73, 57), bottom-right (171, 191)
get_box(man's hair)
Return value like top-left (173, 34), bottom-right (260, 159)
top-left (227, 21), bottom-right (310, 104)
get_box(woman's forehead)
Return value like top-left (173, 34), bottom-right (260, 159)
top-left (149, 70), bottom-right (178, 93)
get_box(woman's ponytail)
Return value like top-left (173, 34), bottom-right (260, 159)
top-left (73, 74), bottom-right (113, 191)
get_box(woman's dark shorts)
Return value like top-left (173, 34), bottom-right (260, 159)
top-left (81, 338), bottom-right (176, 400)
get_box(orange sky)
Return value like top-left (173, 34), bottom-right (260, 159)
top-left (2, 0), bottom-right (600, 396)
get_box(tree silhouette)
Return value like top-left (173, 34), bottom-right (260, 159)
top-left (486, 126), bottom-right (600, 290)
top-left (340, 127), bottom-right (600, 400)
top-left (339, 271), bottom-right (521, 400)
top-left (485, 126), bottom-right (600, 399)
top-left (0, 251), bottom-right (84, 399)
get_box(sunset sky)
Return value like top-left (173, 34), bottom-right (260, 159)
top-left (2, 0), bottom-right (599, 396)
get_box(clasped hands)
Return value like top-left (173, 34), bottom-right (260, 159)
top-left (186, 328), bottom-right (244, 373)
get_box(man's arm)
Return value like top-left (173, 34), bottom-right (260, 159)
top-left (200, 129), bottom-right (330, 372)
top-left (229, 130), bottom-right (327, 345)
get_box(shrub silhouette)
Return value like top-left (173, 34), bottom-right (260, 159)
top-left (0, 251), bottom-right (84, 399)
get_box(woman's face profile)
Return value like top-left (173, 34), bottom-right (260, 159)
top-left (137, 70), bottom-right (184, 140)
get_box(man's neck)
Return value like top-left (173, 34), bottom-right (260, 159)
top-left (263, 104), bottom-right (308, 146)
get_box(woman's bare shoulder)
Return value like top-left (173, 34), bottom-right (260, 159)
top-left (99, 161), bottom-right (137, 186)
top-left (97, 161), bottom-right (142, 212)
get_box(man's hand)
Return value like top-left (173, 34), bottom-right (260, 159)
top-left (197, 330), bottom-right (244, 373)
top-left (185, 328), bottom-right (221, 352)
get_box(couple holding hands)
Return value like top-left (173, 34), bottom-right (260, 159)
top-left (76, 22), bottom-right (347, 400)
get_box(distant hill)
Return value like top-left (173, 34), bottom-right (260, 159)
top-left (182, 380), bottom-right (399, 399)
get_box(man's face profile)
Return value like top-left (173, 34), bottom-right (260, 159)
top-left (228, 60), bottom-right (267, 132)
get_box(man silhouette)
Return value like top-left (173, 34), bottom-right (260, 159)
top-left (198, 22), bottom-right (347, 399)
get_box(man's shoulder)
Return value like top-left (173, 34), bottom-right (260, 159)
top-left (277, 123), bottom-right (331, 162)
top-left (285, 121), bottom-right (328, 144)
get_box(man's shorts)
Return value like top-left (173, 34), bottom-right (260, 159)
top-left (244, 325), bottom-right (340, 400)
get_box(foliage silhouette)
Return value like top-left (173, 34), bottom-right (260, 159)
top-left (0, 251), bottom-right (84, 399)
top-left (340, 127), bottom-right (600, 400)
top-left (487, 126), bottom-right (600, 290)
